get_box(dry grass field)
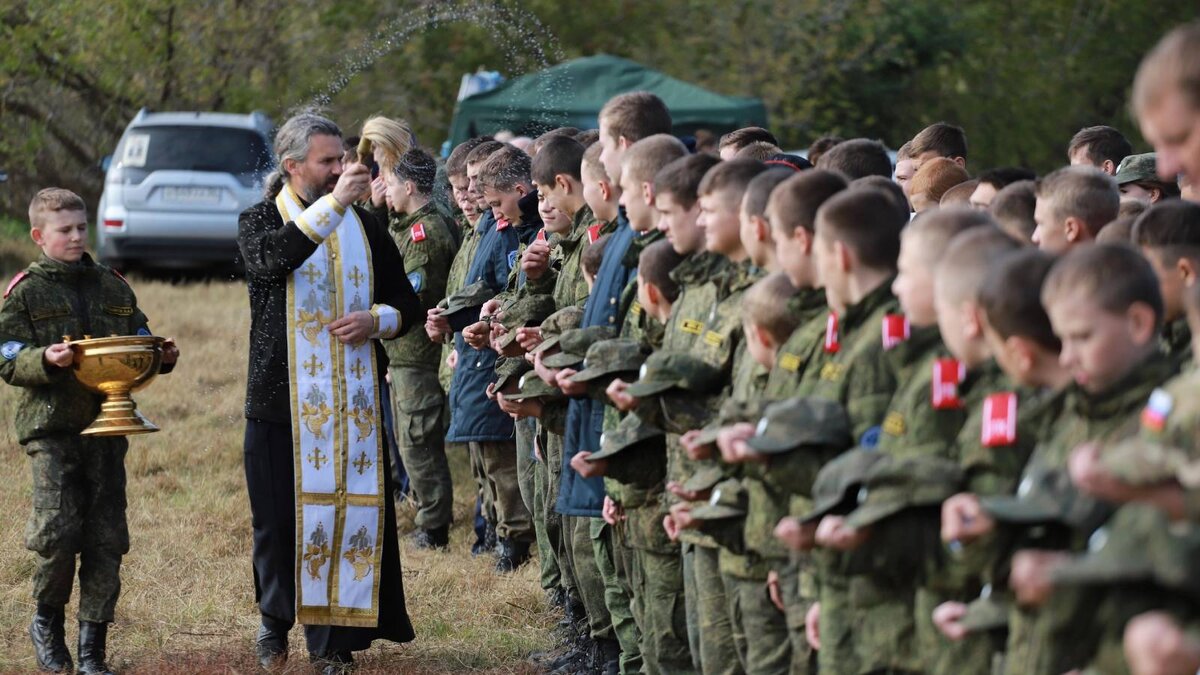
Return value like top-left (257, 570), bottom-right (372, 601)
top-left (0, 239), bottom-right (554, 673)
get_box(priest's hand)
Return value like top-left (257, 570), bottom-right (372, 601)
top-left (328, 311), bottom-right (373, 346)
top-left (332, 163), bottom-right (372, 208)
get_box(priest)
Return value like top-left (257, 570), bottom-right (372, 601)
top-left (237, 112), bottom-right (421, 673)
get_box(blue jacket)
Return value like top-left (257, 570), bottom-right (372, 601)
top-left (446, 194), bottom-right (541, 443)
top-left (557, 213), bottom-right (638, 517)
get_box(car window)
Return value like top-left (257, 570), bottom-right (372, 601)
top-left (115, 125), bottom-right (272, 185)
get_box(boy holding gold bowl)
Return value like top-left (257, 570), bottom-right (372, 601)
top-left (0, 188), bottom-right (179, 675)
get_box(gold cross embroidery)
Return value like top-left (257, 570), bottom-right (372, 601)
top-left (349, 266), bottom-right (364, 288)
top-left (303, 354), bottom-right (324, 377)
top-left (353, 451), bottom-right (373, 475)
top-left (316, 212), bottom-right (331, 227)
top-left (301, 264), bottom-right (321, 283)
top-left (350, 358), bottom-right (366, 380)
top-left (307, 447), bottom-right (328, 470)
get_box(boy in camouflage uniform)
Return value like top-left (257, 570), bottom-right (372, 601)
top-left (1129, 200), bottom-right (1200, 367)
top-left (1, 188), bottom-right (179, 674)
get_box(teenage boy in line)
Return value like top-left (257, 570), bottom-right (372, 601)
top-left (739, 169), bottom-right (794, 274)
top-left (1130, 200), bottom-right (1200, 366)
top-left (1031, 166), bottom-right (1120, 254)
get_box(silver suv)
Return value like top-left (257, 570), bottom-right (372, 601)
top-left (97, 109), bottom-right (273, 270)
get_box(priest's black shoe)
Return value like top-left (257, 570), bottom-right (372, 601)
top-left (254, 622), bottom-right (288, 669)
top-left (494, 538), bottom-right (530, 572)
top-left (412, 525), bottom-right (449, 550)
top-left (29, 604), bottom-right (71, 673)
top-left (76, 621), bottom-right (114, 675)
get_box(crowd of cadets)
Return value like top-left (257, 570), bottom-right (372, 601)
top-left (368, 21), bottom-right (1200, 675)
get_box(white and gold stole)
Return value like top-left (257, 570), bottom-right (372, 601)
top-left (276, 185), bottom-right (399, 627)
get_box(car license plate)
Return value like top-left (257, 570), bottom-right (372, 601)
top-left (161, 186), bottom-right (221, 204)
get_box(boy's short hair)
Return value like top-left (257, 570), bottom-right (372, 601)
top-left (466, 140), bottom-right (506, 168)
top-left (909, 157), bottom-right (969, 202)
top-left (530, 127), bottom-right (581, 156)
top-left (939, 179), bottom-right (979, 207)
top-left (807, 136), bottom-right (844, 165)
top-left (581, 143), bottom-right (609, 182)
top-left (719, 127), bottom-right (779, 153)
top-left (29, 188), bottom-right (87, 229)
top-left (978, 249), bottom-right (1061, 351)
top-left (734, 141), bottom-right (784, 162)
top-left (1132, 199), bottom-right (1200, 264)
top-left (1119, 199), bottom-right (1150, 220)
top-left (936, 226), bottom-right (1023, 305)
top-left (392, 148), bottom-right (438, 195)
top-left (1035, 166), bottom-right (1120, 236)
top-left (583, 233), bottom-right (611, 278)
top-left (1067, 125), bottom-right (1133, 167)
top-left (574, 129), bottom-right (600, 147)
top-left (815, 139), bottom-right (893, 180)
top-left (478, 145), bottom-right (532, 191)
top-left (849, 176), bottom-right (909, 220)
top-left (906, 206), bottom-right (997, 264)
top-left (977, 167), bottom-right (1037, 190)
top-left (599, 92), bottom-right (673, 144)
top-left (1096, 215), bottom-right (1137, 245)
top-left (990, 180), bottom-right (1037, 242)
top-left (655, 154), bottom-right (722, 210)
top-left (815, 187), bottom-right (906, 270)
top-left (1134, 22), bottom-right (1200, 116)
top-left (909, 122), bottom-right (968, 160)
top-left (697, 159), bottom-right (768, 202)
top-left (623, 134), bottom-right (689, 185)
top-left (771, 170), bottom-right (849, 235)
top-left (743, 272), bottom-right (802, 343)
top-left (1042, 243), bottom-right (1164, 330)
top-left (638, 239), bottom-right (686, 303)
top-left (896, 141), bottom-right (914, 161)
top-left (531, 136), bottom-right (586, 186)
top-left (743, 168), bottom-right (794, 218)
top-left (447, 136), bottom-right (495, 177)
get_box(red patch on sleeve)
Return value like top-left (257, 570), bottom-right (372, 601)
top-left (536, 228), bottom-right (547, 242)
top-left (981, 392), bottom-right (1018, 447)
top-left (881, 314), bottom-right (909, 350)
top-left (932, 358), bottom-right (966, 410)
top-left (4, 271), bottom-right (28, 298)
top-left (411, 223), bottom-right (427, 242)
top-left (823, 312), bottom-right (840, 354)
top-left (587, 224), bottom-right (601, 244)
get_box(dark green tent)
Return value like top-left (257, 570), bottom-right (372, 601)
top-left (447, 55), bottom-right (767, 146)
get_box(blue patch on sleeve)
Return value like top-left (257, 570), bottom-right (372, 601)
top-left (859, 426), bottom-right (882, 450)
top-left (506, 250), bottom-right (519, 271)
top-left (1, 341), bottom-right (24, 360)
top-left (407, 271), bottom-right (423, 293)
top-left (136, 327), bottom-right (152, 337)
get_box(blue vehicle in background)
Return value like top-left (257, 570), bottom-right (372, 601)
top-left (97, 109), bottom-right (274, 271)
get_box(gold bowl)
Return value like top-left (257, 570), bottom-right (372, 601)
top-left (69, 335), bottom-right (165, 436)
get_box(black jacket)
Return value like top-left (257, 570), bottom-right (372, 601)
top-left (238, 198), bottom-right (421, 423)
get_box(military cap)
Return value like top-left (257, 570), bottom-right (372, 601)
top-left (440, 280), bottom-right (493, 317)
top-left (588, 413), bottom-right (665, 461)
top-left (531, 306), bottom-right (584, 356)
top-left (1103, 436), bottom-right (1200, 490)
top-left (1051, 503), bottom-right (1200, 601)
top-left (623, 352), bottom-right (724, 398)
top-left (658, 391), bottom-right (717, 435)
top-left (542, 326), bottom-right (615, 368)
top-left (1114, 152), bottom-right (1159, 186)
top-left (690, 479), bottom-right (748, 521)
top-left (689, 398), bottom-right (767, 448)
top-left (494, 295), bottom-right (558, 351)
top-left (494, 356), bottom-right (533, 393)
top-left (843, 455), bottom-right (963, 529)
top-left (958, 589), bottom-right (1010, 633)
top-left (980, 465), bottom-right (1104, 529)
top-left (744, 397), bottom-right (853, 455)
top-left (569, 339), bottom-right (648, 383)
top-left (504, 372), bottom-right (561, 401)
top-left (682, 465), bottom-right (726, 494)
top-left (801, 448), bottom-right (886, 523)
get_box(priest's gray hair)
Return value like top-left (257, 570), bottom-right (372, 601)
top-left (264, 113), bottom-right (342, 199)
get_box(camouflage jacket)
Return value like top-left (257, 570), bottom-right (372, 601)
top-left (0, 254), bottom-right (158, 443)
top-left (439, 213), bottom-right (486, 391)
top-left (1162, 315), bottom-right (1192, 368)
top-left (762, 287), bottom-right (832, 400)
top-left (382, 202), bottom-right (459, 370)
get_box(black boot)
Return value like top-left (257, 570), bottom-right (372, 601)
top-left (548, 635), bottom-right (593, 674)
top-left (29, 604), bottom-right (71, 673)
top-left (591, 637), bottom-right (620, 675)
top-left (411, 525), bottom-right (449, 550)
top-left (309, 649), bottom-right (354, 674)
top-left (471, 522), bottom-right (497, 556)
top-left (254, 621), bottom-right (288, 669)
top-left (494, 538), bottom-right (530, 572)
top-left (76, 621), bottom-right (113, 675)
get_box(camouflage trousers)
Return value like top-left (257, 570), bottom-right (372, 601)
top-left (533, 454), bottom-right (563, 592)
top-left (563, 515), bottom-right (612, 639)
top-left (468, 442), bottom-right (496, 525)
top-left (690, 544), bottom-right (742, 675)
top-left (24, 435), bottom-right (129, 622)
top-left (724, 573), bottom-right (790, 675)
top-left (779, 560), bottom-right (816, 675)
top-left (388, 367), bottom-right (452, 530)
top-left (515, 418), bottom-right (537, 519)
top-left (473, 440), bottom-right (532, 542)
top-left (593, 516), bottom-right (642, 673)
top-left (631, 542), bottom-right (694, 675)
top-left (537, 431), bottom-right (568, 593)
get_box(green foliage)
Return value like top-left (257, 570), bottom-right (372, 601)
top-left (0, 0), bottom-right (1191, 218)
